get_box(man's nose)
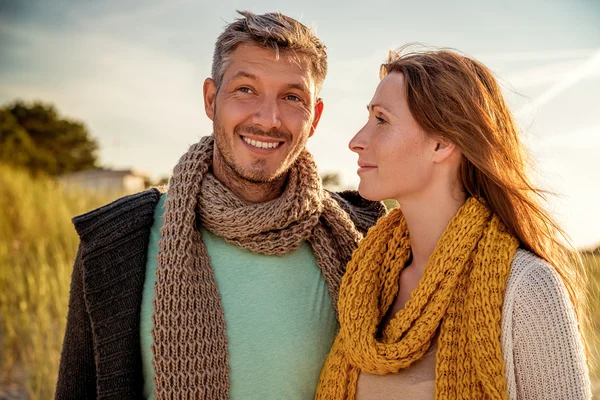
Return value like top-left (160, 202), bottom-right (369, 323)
top-left (251, 96), bottom-right (282, 132)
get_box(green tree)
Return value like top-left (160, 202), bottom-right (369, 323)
top-left (321, 172), bottom-right (341, 191)
top-left (0, 101), bottom-right (99, 175)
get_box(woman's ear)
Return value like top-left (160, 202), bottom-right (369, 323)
top-left (431, 137), bottom-right (457, 164)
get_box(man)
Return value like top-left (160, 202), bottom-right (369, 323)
top-left (55, 10), bottom-right (385, 400)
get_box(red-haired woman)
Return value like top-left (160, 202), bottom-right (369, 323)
top-left (316, 48), bottom-right (591, 400)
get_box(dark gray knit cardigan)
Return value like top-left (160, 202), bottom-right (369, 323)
top-left (54, 188), bottom-right (385, 399)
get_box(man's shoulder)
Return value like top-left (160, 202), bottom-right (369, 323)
top-left (329, 189), bottom-right (387, 235)
top-left (72, 188), bottom-right (163, 243)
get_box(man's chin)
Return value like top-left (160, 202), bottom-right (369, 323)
top-left (234, 166), bottom-right (283, 184)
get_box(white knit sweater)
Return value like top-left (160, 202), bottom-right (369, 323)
top-left (501, 249), bottom-right (591, 399)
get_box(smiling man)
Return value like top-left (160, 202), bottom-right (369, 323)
top-left (206, 42), bottom-right (322, 202)
top-left (55, 10), bottom-right (385, 400)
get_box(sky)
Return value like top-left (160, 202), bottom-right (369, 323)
top-left (0, 0), bottom-right (599, 248)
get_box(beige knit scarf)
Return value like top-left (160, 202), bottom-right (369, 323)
top-left (152, 135), bottom-right (364, 399)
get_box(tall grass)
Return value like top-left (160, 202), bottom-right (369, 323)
top-left (584, 252), bottom-right (600, 397)
top-left (0, 164), bottom-right (113, 399)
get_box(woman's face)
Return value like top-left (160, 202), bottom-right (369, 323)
top-left (349, 72), bottom-right (439, 202)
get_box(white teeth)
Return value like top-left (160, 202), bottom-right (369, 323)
top-left (243, 136), bottom-right (280, 149)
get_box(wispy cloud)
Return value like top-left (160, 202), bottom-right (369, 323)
top-left (66, 1), bottom-right (182, 29)
top-left (516, 49), bottom-right (600, 118)
top-left (500, 57), bottom-right (600, 89)
top-left (538, 124), bottom-right (600, 149)
top-left (478, 48), bottom-right (599, 64)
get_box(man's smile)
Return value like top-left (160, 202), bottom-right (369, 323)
top-left (240, 134), bottom-right (284, 153)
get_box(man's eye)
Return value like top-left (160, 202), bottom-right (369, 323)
top-left (285, 94), bottom-right (302, 102)
top-left (238, 87), bottom-right (255, 94)
top-left (375, 116), bottom-right (386, 125)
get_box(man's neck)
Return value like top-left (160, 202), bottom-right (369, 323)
top-left (212, 153), bottom-right (287, 204)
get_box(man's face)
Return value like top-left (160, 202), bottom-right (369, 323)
top-left (203, 44), bottom-right (324, 183)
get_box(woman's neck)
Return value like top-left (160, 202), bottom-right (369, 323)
top-left (396, 185), bottom-right (467, 276)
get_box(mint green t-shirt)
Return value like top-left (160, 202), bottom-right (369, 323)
top-left (140, 194), bottom-right (338, 399)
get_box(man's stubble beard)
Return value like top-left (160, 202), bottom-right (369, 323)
top-left (212, 117), bottom-right (308, 185)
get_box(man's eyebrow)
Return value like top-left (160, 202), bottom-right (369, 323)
top-left (230, 71), bottom-right (258, 81)
top-left (287, 82), bottom-right (310, 94)
top-left (229, 73), bottom-right (310, 95)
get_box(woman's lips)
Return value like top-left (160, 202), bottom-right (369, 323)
top-left (357, 162), bottom-right (377, 174)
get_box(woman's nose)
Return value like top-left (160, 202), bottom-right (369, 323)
top-left (349, 124), bottom-right (369, 153)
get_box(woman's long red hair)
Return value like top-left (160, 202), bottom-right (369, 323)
top-left (381, 46), bottom-right (590, 353)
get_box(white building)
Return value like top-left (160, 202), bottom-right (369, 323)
top-left (57, 168), bottom-right (150, 195)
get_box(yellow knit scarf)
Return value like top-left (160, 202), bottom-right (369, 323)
top-left (316, 197), bottom-right (519, 400)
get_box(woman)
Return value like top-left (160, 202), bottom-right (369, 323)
top-left (316, 48), bottom-right (591, 400)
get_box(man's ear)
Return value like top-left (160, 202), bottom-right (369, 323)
top-left (431, 136), bottom-right (457, 163)
top-left (203, 78), bottom-right (217, 121)
top-left (309, 98), bottom-right (324, 138)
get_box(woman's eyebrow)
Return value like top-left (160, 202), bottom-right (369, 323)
top-left (367, 103), bottom-right (391, 114)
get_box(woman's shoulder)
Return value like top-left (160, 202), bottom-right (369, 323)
top-left (502, 249), bottom-right (580, 357)
top-left (505, 249), bottom-right (569, 304)
top-left (502, 252), bottom-right (591, 399)
top-left (503, 248), bottom-right (583, 359)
